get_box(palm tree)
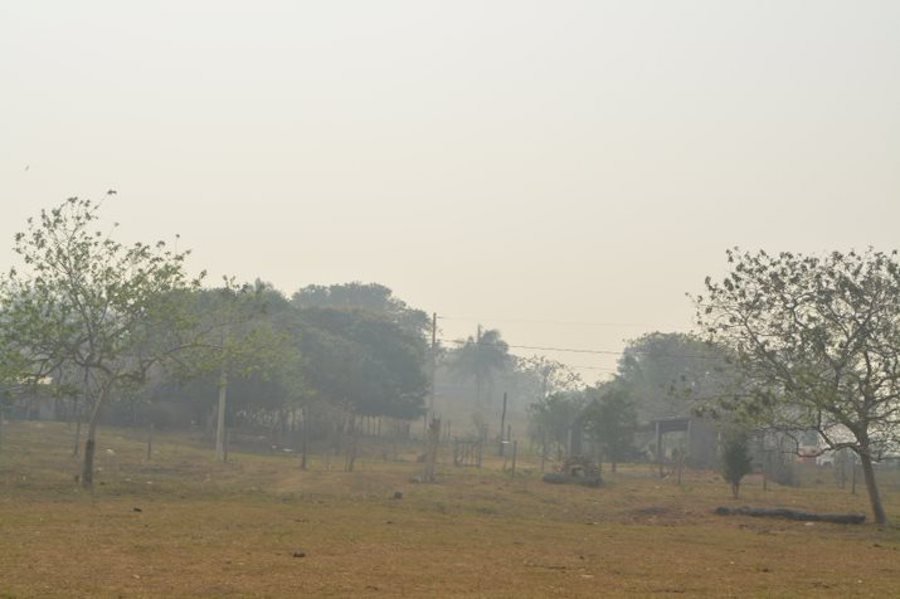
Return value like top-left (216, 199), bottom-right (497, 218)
top-left (450, 328), bottom-right (510, 407)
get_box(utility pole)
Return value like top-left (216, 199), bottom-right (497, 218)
top-left (499, 392), bottom-right (508, 456)
top-left (475, 324), bottom-right (483, 406)
top-left (215, 326), bottom-right (230, 463)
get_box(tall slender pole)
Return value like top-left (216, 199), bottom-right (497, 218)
top-left (73, 399), bottom-right (82, 457)
top-left (541, 428), bottom-right (547, 472)
top-left (499, 391), bottom-right (508, 456)
top-left (216, 365), bottom-right (228, 462)
top-left (215, 322), bottom-right (230, 463)
top-left (471, 324), bottom-right (484, 406)
top-left (300, 406), bottom-right (309, 470)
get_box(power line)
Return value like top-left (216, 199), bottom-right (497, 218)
top-left (436, 338), bottom-right (573, 355)
top-left (440, 337), bottom-right (618, 354)
top-left (503, 342), bottom-right (620, 356)
top-left (438, 314), bottom-right (685, 329)
top-left (438, 337), bottom-right (724, 361)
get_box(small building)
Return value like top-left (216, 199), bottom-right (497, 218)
top-left (649, 416), bottom-right (719, 470)
top-left (566, 404), bottom-right (719, 470)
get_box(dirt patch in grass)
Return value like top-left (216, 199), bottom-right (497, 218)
top-left (624, 505), bottom-right (698, 526)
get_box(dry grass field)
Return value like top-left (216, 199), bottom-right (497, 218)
top-left (1, 421), bottom-right (899, 598)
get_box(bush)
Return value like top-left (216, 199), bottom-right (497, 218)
top-left (721, 429), bottom-right (753, 498)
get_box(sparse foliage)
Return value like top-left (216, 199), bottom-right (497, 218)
top-left (697, 248), bottom-right (900, 524)
top-left (0, 197), bottom-right (202, 487)
top-left (516, 356), bottom-right (582, 402)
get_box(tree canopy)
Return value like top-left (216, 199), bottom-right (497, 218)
top-left (296, 306), bottom-right (428, 419)
top-left (527, 390), bottom-right (586, 459)
top-left (697, 248), bottom-right (900, 525)
top-left (292, 282), bottom-right (429, 337)
top-left (449, 328), bottom-right (511, 407)
top-left (0, 197), bottom-right (202, 487)
top-left (582, 383), bottom-right (638, 472)
top-left (180, 282), bottom-right (298, 461)
top-left (615, 332), bottom-right (737, 423)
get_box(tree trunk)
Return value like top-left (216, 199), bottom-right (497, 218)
top-left (499, 392), bottom-right (507, 457)
top-left (146, 422), bottom-right (154, 460)
top-left (859, 451), bottom-right (888, 526)
top-left (215, 367), bottom-right (228, 462)
top-left (72, 399), bottom-right (82, 457)
top-left (423, 418), bottom-right (440, 482)
top-left (75, 367), bottom-right (89, 456)
top-left (345, 415), bottom-right (358, 472)
top-left (82, 435), bottom-right (96, 488)
top-left (299, 407), bottom-right (308, 471)
top-left (540, 428), bottom-right (547, 473)
top-left (731, 481), bottom-right (740, 499)
top-left (81, 388), bottom-right (108, 490)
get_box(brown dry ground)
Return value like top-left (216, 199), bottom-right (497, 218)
top-left (1, 421), bottom-right (899, 598)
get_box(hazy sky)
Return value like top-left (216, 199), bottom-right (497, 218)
top-left (2, 1), bottom-right (899, 381)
